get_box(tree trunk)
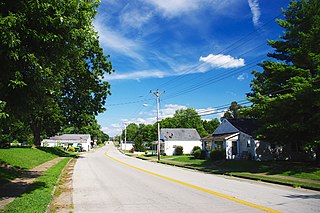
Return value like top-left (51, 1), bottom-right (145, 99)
top-left (31, 121), bottom-right (42, 147)
top-left (316, 147), bottom-right (320, 162)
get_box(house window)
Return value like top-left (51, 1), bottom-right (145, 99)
top-left (215, 141), bottom-right (223, 150)
top-left (247, 140), bottom-right (251, 147)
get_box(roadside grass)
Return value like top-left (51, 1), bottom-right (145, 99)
top-left (0, 148), bottom-right (58, 169)
top-left (227, 172), bottom-right (320, 189)
top-left (0, 147), bottom-right (74, 185)
top-left (0, 167), bottom-right (21, 185)
top-left (2, 157), bottom-right (71, 213)
top-left (141, 154), bottom-right (320, 189)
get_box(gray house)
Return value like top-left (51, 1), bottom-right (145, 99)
top-left (202, 119), bottom-right (272, 160)
top-left (153, 128), bottom-right (202, 156)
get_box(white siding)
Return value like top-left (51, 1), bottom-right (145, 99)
top-left (165, 140), bottom-right (202, 156)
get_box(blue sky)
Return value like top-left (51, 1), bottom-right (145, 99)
top-left (94, 0), bottom-right (291, 136)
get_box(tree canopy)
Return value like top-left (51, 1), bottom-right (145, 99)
top-left (0, 0), bottom-right (113, 146)
top-left (247, 0), bottom-right (320, 155)
top-left (221, 101), bottom-right (247, 120)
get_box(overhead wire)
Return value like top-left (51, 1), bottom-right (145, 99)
top-left (154, 13), bottom-right (283, 90)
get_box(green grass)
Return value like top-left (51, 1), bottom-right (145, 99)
top-left (141, 154), bottom-right (320, 188)
top-left (2, 157), bottom-right (70, 213)
top-left (229, 172), bottom-right (320, 189)
top-left (0, 148), bottom-right (58, 169)
top-left (0, 167), bottom-right (21, 185)
top-left (0, 147), bottom-right (73, 185)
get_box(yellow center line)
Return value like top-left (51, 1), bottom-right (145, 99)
top-left (104, 150), bottom-right (282, 213)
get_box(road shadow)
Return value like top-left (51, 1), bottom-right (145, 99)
top-left (284, 194), bottom-right (320, 199)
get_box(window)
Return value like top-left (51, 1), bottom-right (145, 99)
top-left (215, 141), bottom-right (223, 150)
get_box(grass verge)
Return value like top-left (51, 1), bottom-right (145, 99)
top-left (138, 154), bottom-right (320, 190)
top-left (1, 157), bottom-right (71, 213)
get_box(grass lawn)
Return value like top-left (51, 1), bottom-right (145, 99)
top-left (143, 154), bottom-right (320, 188)
top-left (2, 157), bottom-right (71, 213)
top-left (0, 147), bottom-right (73, 185)
top-left (0, 148), bottom-right (58, 169)
top-left (0, 167), bottom-right (21, 186)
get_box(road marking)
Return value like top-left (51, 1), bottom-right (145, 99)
top-left (105, 151), bottom-right (282, 213)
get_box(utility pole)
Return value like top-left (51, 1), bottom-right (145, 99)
top-left (150, 89), bottom-right (165, 161)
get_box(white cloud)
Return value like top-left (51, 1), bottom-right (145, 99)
top-left (145, 0), bottom-right (240, 18)
top-left (104, 70), bottom-right (167, 81)
top-left (160, 104), bottom-right (187, 118)
top-left (146, 0), bottom-right (200, 17)
top-left (199, 54), bottom-right (245, 68)
top-left (94, 18), bottom-right (144, 61)
top-left (248, 0), bottom-right (261, 27)
top-left (120, 8), bottom-right (153, 29)
top-left (237, 73), bottom-right (248, 81)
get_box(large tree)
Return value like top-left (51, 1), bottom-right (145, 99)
top-left (222, 101), bottom-right (247, 120)
top-left (247, 0), bottom-right (320, 159)
top-left (202, 118), bottom-right (220, 135)
top-left (0, 0), bottom-right (112, 146)
top-left (166, 108), bottom-right (208, 137)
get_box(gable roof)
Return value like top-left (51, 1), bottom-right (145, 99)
top-left (160, 128), bottom-right (201, 141)
top-left (213, 119), bottom-right (258, 136)
top-left (227, 119), bottom-right (258, 135)
top-left (48, 134), bottom-right (90, 141)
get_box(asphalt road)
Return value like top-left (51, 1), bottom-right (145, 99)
top-left (73, 143), bottom-right (320, 213)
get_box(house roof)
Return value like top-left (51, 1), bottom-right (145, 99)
top-left (213, 119), bottom-right (258, 136)
top-left (48, 134), bottom-right (90, 141)
top-left (227, 119), bottom-right (258, 135)
top-left (160, 128), bottom-right (201, 141)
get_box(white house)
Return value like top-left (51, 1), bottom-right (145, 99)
top-left (42, 134), bottom-right (92, 151)
top-left (120, 141), bottom-right (134, 151)
top-left (202, 119), bottom-right (272, 161)
top-left (156, 128), bottom-right (202, 156)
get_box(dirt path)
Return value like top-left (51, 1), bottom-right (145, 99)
top-left (0, 157), bottom-right (65, 210)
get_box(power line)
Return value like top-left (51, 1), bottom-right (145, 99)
top-left (154, 13), bottom-right (283, 90)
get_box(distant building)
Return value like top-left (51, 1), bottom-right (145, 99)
top-left (154, 128), bottom-right (202, 156)
top-left (120, 141), bottom-right (134, 151)
top-left (42, 134), bottom-right (92, 151)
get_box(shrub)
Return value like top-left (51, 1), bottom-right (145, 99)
top-left (130, 147), bottom-right (135, 153)
top-left (193, 149), bottom-right (201, 159)
top-left (210, 149), bottom-right (226, 161)
top-left (192, 146), bottom-right (201, 154)
top-left (67, 146), bottom-right (75, 152)
top-left (200, 150), bottom-right (207, 159)
top-left (174, 146), bottom-right (183, 155)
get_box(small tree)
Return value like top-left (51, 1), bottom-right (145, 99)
top-left (133, 135), bottom-right (146, 152)
top-left (174, 146), bottom-right (183, 155)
